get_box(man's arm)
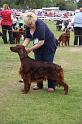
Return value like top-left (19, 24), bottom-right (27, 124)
top-left (27, 40), bottom-right (44, 53)
top-left (22, 38), bottom-right (30, 47)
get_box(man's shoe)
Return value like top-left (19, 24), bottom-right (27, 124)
top-left (33, 85), bottom-right (43, 90)
top-left (74, 45), bottom-right (78, 47)
top-left (48, 88), bottom-right (55, 93)
top-left (19, 79), bottom-right (23, 83)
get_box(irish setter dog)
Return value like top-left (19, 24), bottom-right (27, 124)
top-left (10, 45), bottom-right (68, 95)
top-left (58, 28), bottom-right (70, 47)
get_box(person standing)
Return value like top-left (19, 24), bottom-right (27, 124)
top-left (22, 12), bottom-right (58, 93)
top-left (72, 8), bottom-right (82, 46)
top-left (0, 4), bottom-right (14, 44)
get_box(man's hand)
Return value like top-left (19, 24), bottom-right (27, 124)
top-left (26, 48), bottom-right (31, 54)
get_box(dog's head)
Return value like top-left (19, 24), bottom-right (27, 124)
top-left (65, 28), bottom-right (70, 34)
top-left (10, 45), bottom-right (26, 53)
top-left (10, 45), bottom-right (28, 59)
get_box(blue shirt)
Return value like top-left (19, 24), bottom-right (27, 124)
top-left (73, 12), bottom-right (82, 27)
top-left (25, 19), bottom-right (58, 54)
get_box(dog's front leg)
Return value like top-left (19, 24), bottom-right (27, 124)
top-left (22, 78), bottom-right (31, 94)
top-left (65, 41), bottom-right (67, 46)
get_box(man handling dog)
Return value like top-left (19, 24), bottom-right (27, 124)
top-left (22, 12), bottom-right (58, 93)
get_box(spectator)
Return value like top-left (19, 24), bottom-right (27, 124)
top-left (56, 19), bottom-right (62, 31)
top-left (22, 12), bottom-right (58, 93)
top-left (0, 4), bottom-right (14, 44)
top-left (18, 16), bottom-right (24, 28)
top-left (64, 20), bottom-right (69, 29)
top-left (12, 15), bottom-right (18, 30)
top-left (61, 20), bottom-right (69, 31)
top-left (71, 8), bottom-right (82, 46)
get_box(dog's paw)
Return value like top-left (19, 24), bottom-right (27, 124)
top-left (21, 89), bottom-right (28, 94)
top-left (64, 92), bottom-right (68, 95)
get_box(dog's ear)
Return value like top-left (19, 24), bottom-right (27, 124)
top-left (19, 48), bottom-right (28, 59)
top-left (19, 48), bottom-right (25, 55)
top-left (20, 49), bottom-right (24, 54)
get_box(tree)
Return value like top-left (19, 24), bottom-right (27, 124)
top-left (77, 0), bottom-right (82, 8)
top-left (65, 0), bottom-right (78, 10)
top-left (56, 0), bottom-right (66, 10)
top-left (0, 0), bottom-right (79, 10)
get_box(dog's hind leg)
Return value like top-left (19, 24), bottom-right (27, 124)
top-left (65, 41), bottom-right (67, 46)
top-left (67, 40), bottom-right (70, 46)
top-left (59, 81), bottom-right (68, 95)
top-left (58, 70), bottom-right (68, 94)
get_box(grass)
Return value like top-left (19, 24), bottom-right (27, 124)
top-left (0, 21), bottom-right (82, 124)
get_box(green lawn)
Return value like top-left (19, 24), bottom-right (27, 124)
top-left (0, 21), bottom-right (82, 124)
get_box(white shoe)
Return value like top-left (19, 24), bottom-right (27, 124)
top-left (33, 85), bottom-right (43, 90)
top-left (74, 45), bottom-right (78, 47)
top-left (19, 79), bottom-right (23, 83)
